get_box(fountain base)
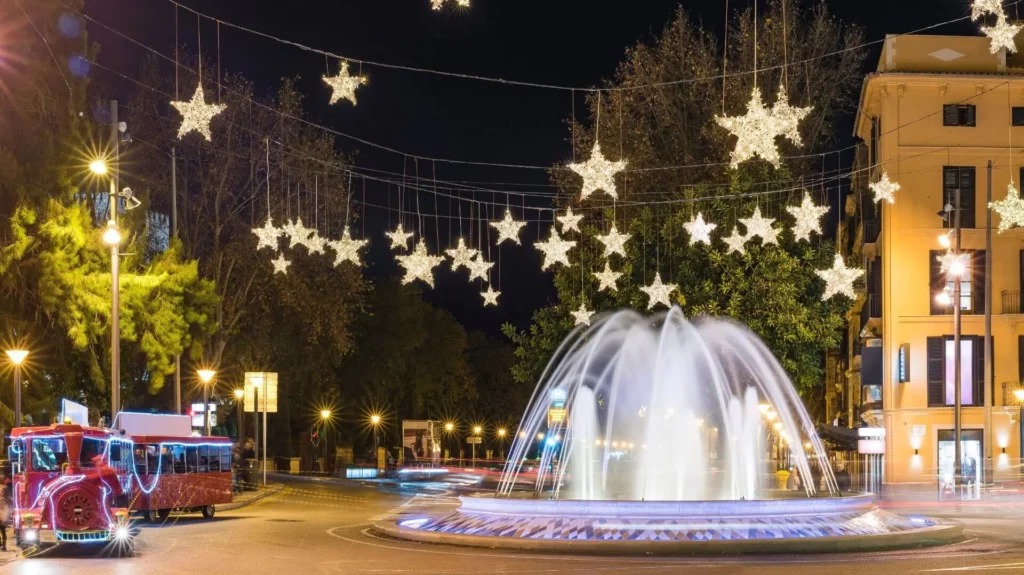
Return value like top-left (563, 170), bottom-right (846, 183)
top-left (375, 495), bottom-right (962, 554)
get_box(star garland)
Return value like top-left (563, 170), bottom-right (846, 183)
top-left (972, 0), bottom-right (1004, 19)
top-left (386, 223), bottom-right (414, 251)
top-left (445, 237), bottom-right (479, 271)
top-left (571, 302), bottom-right (594, 326)
top-left (557, 206), bottom-right (584, 234)
top-left (328, 226), bottom-right (368, 267)
top-left (990, 180), bottom-right (1024, 232)
top-left (722, 227), bottom-right (747, 255)
top-left (481, 286), bottom-right (500, 306)
top-left (770, 85), bottom-right (812, 147)
top-left (323, 60), bottom-right (368, 105)
top-left (683, 212), bottom-right (716, 245)
top-left (467, 254), bottom-right (494, 282)
top-left (490, 209), bottom-right (526, 245)
top-left (568, 142), bottom-right (628, 200)
top-left (870, 171), bottom-right (900, 204)
top-left (592, 261), bottom-right (622, 292)
top-left (306, 234), bottom-right (326, 256)
top-left (786, 192), bottom-right (829, 242)
top-left (715, 84), bottom-right (810, 168)
top-left (739, 206), bottom-right (779, 245)
top-left (815, 254), bottom-right (864, 300)
top-left (396, 239), bottom-right (444, 287)
top-left (280, 218), bottom-right (315, 249)
top-left (596, 224), bottom-right (631, 257)
top-left (535, 227), bottom-right (576, 270)
top-left (640, 273), bottom-right (678, 310)
top-left (271, 253), bottom-right (291, 275)
top-left (982, 13), bottom-right (1022, 54)
top-left (252, 217), bottom-right (281, 251)
top-left (170, 84), bottom-right (227, 142)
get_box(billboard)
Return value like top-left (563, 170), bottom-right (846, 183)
top-left (191, 403), bottom-right (218, 428)
top-left (244, 372), bottom-right (278, 413)
top-left (401, 420), bottom-right (439, 464)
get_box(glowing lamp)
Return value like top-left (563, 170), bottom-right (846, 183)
top-left (445, 422), bottom-right (454, 432)
top-left (936, 291), bottom-right (952, 306)
top-left (949, 259), bottom-right (966, 277)
top-left (103, 220), bottom-right (121, 245)
top-left (1014, 389), bottom-right (1024, 402)
top-left (370, 414), bottom-right (381, 425)
top-left (473, 426), bottom-right (482, 435)
top-left (320, 409), bottom-right (331, 420)
top-left (89, 159), bottom-right (108, 175)
top-left (497, 428), bottom-right (506, 437)
top-left (5, 349), bottom-right (28, 365)
top-left (197, 369), bottom-right (216, 384)
top-left (938, 233), bottom-right (951, 248)
top-left (233, 389), bottom-right (244, 399)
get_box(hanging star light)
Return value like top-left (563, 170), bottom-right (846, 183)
top-left (386, 223), bottom-right (414, 251)
top-left (972, 0), bottom-right (1004, 19)
top-left (171, 84), bottom-right (227, 142)
top-left (815, 254), bottom-right (864, 300)
top-left (481, 286), bottom-right (500, 306)
top-left (467, 253), bottom-right (494, 282)
top-left (280, 218), bottom-right (315, 249)
top-left (490, 209), bottom-right (526, 245)
top-left (990, 179), bottom-right (1024, 232)
top-left (982, 13), bottom-right (1023, 54)
top-left (936, 250), bottom-right (970, 275)
top-left (596, 224), bottom-right (631, 257)
top-left (328, 226), bottom-right (368, 267)
top-left (716, 87), bottom-right (784, 168)
top-left (430, 0), bottom-right (444, 8)
top-left (683, 212), bottom-right (717, 245)
top-left (770, 84), bottom-right (812, 146)
top-left (571, 302), bottom-right (594, 326)
top-left (739, 206), bottom-right (779, 245)
top-left (593, 261), bottom-right (622, 292)
top-left (568, 142), bottom-right (628, 200)
top-left (306, 233), bottom-right (326, 256)
top-left (252, 217), bottom-right (281, 251)
top-left (396, 239), bottom-right (444, 287)
top-left (535, 227), bottom-right (576, 270)
top-left (722, 226), bottom-right (747, 255)
top-left (640, 273), bottom-right (678, 310)
top-left (869, 171), bottom-right (900, 204)
top-left (557, 206), bottom-right (584, 234)
top-left (445, 237), bottom-right (479, 271)
top-left (786, 192), bottom-right (830, 242)
top-left (271, 253), bottom-right (291, 275)
top-left (323, 60), bottom-right (368, 106)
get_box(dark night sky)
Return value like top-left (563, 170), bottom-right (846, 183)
top-left (81, 0), bottom-right (981, 336)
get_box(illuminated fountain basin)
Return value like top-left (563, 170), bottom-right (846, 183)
top-left (378, 308), bottom-right (961, 552)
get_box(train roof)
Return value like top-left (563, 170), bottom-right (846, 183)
top-left (11, 424), bottom-right (112, 438)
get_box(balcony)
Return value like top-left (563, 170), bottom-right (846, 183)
top-left (859, 294), bottom-right (882, 337)
top-left (1002, 290), bottom-right (1022, 314)
top-left (862, 217), bottom-right (880, 245)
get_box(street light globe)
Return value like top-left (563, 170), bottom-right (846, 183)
top-left (518, 431), bottom-right (526, 439)
top-left (320, 409), bottom-right (331, 420)
top-left (5, 349), bottom-right (28, 366)
top-left (89, 159), bottom-right (108, 175)
top-left (935, 290), bottom-right (952, 306)
top-left (233, 389), bottom-right (244, 399)
top-left (938, 233), bottom-right (951, 249)
top-left (445, 422), bottom-right (454, 432)
top-left (949, 259), bottom-right (966, 277)
top-left (473, 426), bottom-right (482, 435)
top-left (370, 414), bottom-right (381, 425)
top-left (102, 220), bottom-right (121, 245)
top-left (1014, 388), bottom-right (1024, 402)
top-left (197, 369), bottom-right (216, 384)
top-left (497, 428), bottom-right (506, 437)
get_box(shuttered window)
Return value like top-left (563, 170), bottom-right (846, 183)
top-left (1013, 107), bottom-right (1024, 126)
top-left (927, 335), bottom-right (986, 407)
top-left (942, 167), bottom-right (976, 229)
top-left (931, 249), bottom-right (985, 314)
top-left (943, 104), bottom-right (976, 126)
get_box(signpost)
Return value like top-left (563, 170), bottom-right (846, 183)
top-left (244, 372), bottom-right (278, 486)
top-left (467, 436), bottom-right (482, 466)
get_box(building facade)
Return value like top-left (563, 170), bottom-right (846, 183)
top-left (850, 33), bottom-right (1024, 493)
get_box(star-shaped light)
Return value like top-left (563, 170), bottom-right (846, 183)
top-left (990, 180), bottom-right (1024, 232)
top-left (715, 87), bottom-right (780, 168)
top-left (171, 84), bottom-right (227, 142)
top-left (571, 302), bottom-right (594, 326)
top-left (252, 217), bottom-right (281, 251)
top-left (770, 84), bottom-right (812, 146)
top-left (445, 237), bottom-right (479, 271)
top-left (328, 226), bottom-right (368, 267)
top-left (535, 227), bottom-right (576, 270)
top-left (306, 233), bottom-right (326, 256)
top-left (739, 206), bottom-right (779, 245)
top-left (592, 261), bottom-right (622, 292)
top-left (481, 286), bottom-right (500, 306)
top-left (722, 227), bottom-right (747, 255)
top-left (467, 253), bottom-right (494, 282)
top-left (323, 60), bottom-right (368, 106)
top-left (280, 218), bottom-right (315, 249)
top-left (972, 0), bottom-right (1004, 19)
top-left (786, 192), bottom-right (830, 242)
top-left (815, 254), bottom-right (864, 300)
top-left (557, 206), bottom-right (584, 234)
top-left (640, 273), bottom-right (678, 310)
top-left (683, 212), bottom-right (717, 245)
top-left (490, 209), bottom-right (526, 245)
top-left (869, 171), bottom-right (900, 204)
top-left (386, 223), bottom-right (414, 251)
top-left (596, 224), bottom-right (631, 257)
top-left (396, 239), bottom-right (444, 287)
top-left (982, 13), bottom-right (1022, 54)
top-left (271, 253), bottom-right (290, 275)
top-left (936, 250), bottom-right (970, 275)
top-left (567, 142), bottom-right (628, 200)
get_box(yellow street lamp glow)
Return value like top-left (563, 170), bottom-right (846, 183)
top-left (938, 233), bottom-right (951, 249)
top-left (497, 428), bottom-right (506, 437)
top-left (758, 403), bottom-right (770, 414)
top-left (772, 421), bottom-right (783, 431)
top-left (473, 426), bottom-right (482, 435)
top-left (370, 414), bottom-right (381, 425)
top-left (536, 432), bottom-right (545, 440)
top-left (445, 422), bottom-right (454, 432)
top-left (5, 349), bottom-right (28, 365)
top-left (518, 431), bottom-right (526, 438)
top-left (1014, 388), bottom-right (1024, 402)
top-left (949, 259), bottom-right (966, 277)
top-left (936, 291), bottom-right (952, 306)
top-left (766, 410), bottom-right (777, 421)
top-left (320, 409), bottom-right (331, 420)
top-left (233, 389), bottom-right (244, 399)
top-left (103, 220), bottom-right (121, 245)
top-left (89, 159), bottom-right (108, 175)
top-left (197, 369), bottom-right (216, 384)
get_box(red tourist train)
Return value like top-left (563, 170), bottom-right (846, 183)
top-left (8, 412), bottom-right (233, 548)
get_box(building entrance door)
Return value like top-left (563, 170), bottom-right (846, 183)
top-left (937, 429), bottom-right (983, 501)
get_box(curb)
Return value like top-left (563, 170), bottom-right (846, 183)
top-left (372, 519), bottom-right (965, 556)
top-left (216, 483), bottom-right (285, 512)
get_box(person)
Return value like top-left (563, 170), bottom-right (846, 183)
top-left (834, 462), bottom-right (852, 492)
top-left (0, 471), bottom-right (10, 551)
top-left (787, 467), bottom-right (802, 491)
top-left (241, 438), bottom-right (256, 460)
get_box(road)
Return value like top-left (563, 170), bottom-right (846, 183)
top-left (2, 476), bottom-right (1024, 573)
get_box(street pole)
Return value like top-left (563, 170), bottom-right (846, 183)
top-left (13, 365), bottom-right (21, 429)
top-left (984, 160), bottom-right (993, 487)
top-left (172, 146), bottom-right (181, 415)
top-left (237, 396), bottom-right (244, 441)
top-left (203, 383), bottom-right (210, 437)
top-left (109, 100), bottom-right (120, 421)
top-left (253, 385), bottom-right (259, 466)
top-left (954, 184), bottom-right (962, 499)
top-left (262, 377), bottom-right (267, 486)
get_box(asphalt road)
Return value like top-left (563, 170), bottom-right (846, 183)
top-left (2, 476), bottom-right (1024, 574)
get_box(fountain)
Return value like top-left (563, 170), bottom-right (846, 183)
top-left (377, 308), bottom-right (961, 553)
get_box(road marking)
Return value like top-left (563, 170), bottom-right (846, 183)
top-left (920, 562), bottom-right (1024, 572)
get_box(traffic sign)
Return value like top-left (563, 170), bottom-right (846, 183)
top-left (466, 436), bottom-right (482, 444)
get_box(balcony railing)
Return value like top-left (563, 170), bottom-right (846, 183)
top-left (1002, 290), bottom-right (1022, 314)
top-left (863, 217), bottom-right (880, 245)
top-left (859, 294), bottom-right (881, 334)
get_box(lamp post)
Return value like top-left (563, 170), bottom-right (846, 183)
top-left (94, 154), bottom-right (121, 422)
top-left (497, 428), bottom-right (507, 460)
top-left (5, 349), bottom-right (28, 428)
top-left (938, 193), bottom-right (965, 498)
top-left (370, 414), bottom-right (382, 465)
top-left (444, 422), bottom-right (454, 461)
top-left (234, 389), bottom-right (244, 441)
top-left (472, 425), bottom-right (482, 467)
top-left (318, 410), bottom-right (332, 473)
top-left (197, 370), bottom-right (216, 436)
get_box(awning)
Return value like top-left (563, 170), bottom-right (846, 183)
top-left (817, 425), bottom-right (860, 451)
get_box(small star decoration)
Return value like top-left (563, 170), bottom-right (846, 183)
top-left (640, 273), bottom-right (678, 310)
top-left (396, 239), bottom-right (444, 287)
top-left (252, 217), bottom-right (281, 251)
top-left (481, 286), bottom-right (500, 306)
top-left (171, 84), bottom-right (226, 142)
top-left (271, 253), bottom-right (291, 275)
top-left (739, 206), bottom-right (779, 246)
top-left (571, 302), bottom-right (594, 326)
top-left (990, 180), bottom-right (1024, 232)
top-left (870, 171), bottom-right (900, 204)
top-left (972, 0), bottom-right (1004, 20)
top-left (597, 224), bottom-right (631, 257)
top-left (683, 212), bottom-right (717, 245)
top-left (568, 142), bottom-right (628, 200)
top-left (446, 237), bottom-right (479, 271)
top-left (815, 254), bottom-right (864, 300)
top-left (722, 227), bottom-right (747, 255)
top-left (281, 218), bottom-right (315, 249)
top-left (323, 60), bottom-right (368, 105)
top-left (557, 207), bottom-right (584, 233)
top-left (786, 192), bottom-right (830, 242)
top-left (386, 224), bottom-right (414, 251)
top-left (535, 227), bottom-right (576, 270)
top-left (490, 209), bottom-right (526, 245)
top-left (467, 254), bottom-right (494, 282)
top-left (593, 261), bottom-right (622, 292)
top-left (328, 226), bottom-right (368, 267)
top-left (715, 84), bottom-right (810, 168)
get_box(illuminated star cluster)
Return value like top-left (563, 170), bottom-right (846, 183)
top-left (683, 212), bottom-right (717, 245)
top-left (323, 61), bottom-right (368, 105)
top-left (715, 84), bottom-right (810, 168)
top-left (592, 261), bottom-right (622, 292)
top-left (431, 0), bottom-right (469, 9)
top-left (252, 217), bottom-right (281, 251)
top-left (972, 0), bottom-right (1004, 19)
top-left (445, 237), bottom-right (479, 271)
top-left (328, 226), bottom-right (368, 267)
top-left (786, 192), bottom-right (829, 242)
top-left (396, 239), bottom-right (445, 287)
top-left (281, 218), bottom-right (315, 249)
top-left (535, 227), bottom-right (576, 270)
top-left (770, 85), bottom-right (812, 146)
top-left (739, 206), bottom-right (779, 246)
top-left (171, 85), bottom-right (226, 142)
top-left (568, 142), bottom-right (628, 200)
top-left (640, 273), bottom-right (678, 310)
top-left (815, 254), bottom-right (863, 300)
top-left (869, 171), bottom-right (900, 204)
top-left (597, 224), bottom-right (631, 257)
top-left (990, 180), bottom-right (1024, 232)
top-left (490, 209), bottom-right (526, 245)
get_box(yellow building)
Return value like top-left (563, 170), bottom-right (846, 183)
top-left (850, 32), bottom-right (1024, 495)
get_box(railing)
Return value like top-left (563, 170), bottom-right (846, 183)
top-left (863, 217), bottom-right (880, 244)
top-left (859, 294), bottom-right (881, 334)
top-left (1002, 290), bottom-right (1022, 314)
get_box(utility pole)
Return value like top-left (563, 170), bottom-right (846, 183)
top-left (109, 99), bottom-right (120, 421)
top-left (984, 160), bottom-right (993, 487)
top-left (954, 184), bottom-right (962, 499)
top-left (172, 146), bottom-right (181, 414)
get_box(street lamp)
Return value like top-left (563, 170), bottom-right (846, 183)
top-left (5, 349), bottom-right (28, 428)
top-left (233, 389), bottom-right (244, 441)
top-left (197, 369), bottom-right (216, 436)
top-left (443, 422), bottom-right (455, 461)
top-left (89, 159), bottom-right (108, 175)
top-left (497, 428), bottom-right (507, 460)
top-left (370, 414), bottom-right (382, 465)
top-left (472, 425), bottom-right (482, 466)
top-left (1015, 388), bottom-right (1024, 481)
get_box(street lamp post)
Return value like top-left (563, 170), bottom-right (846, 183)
top-left (370, 414), bottom-right (382, 467)
top-left (472, 425), bottom-right (482, 467)
top-left (197, 370), bottom-right (216, 436)
top-left (318, 410), bottom-right (332, 473)
top-left (234, 389), bottom-right (244, 441)
top-left (497, 428), bottom-right (507, 460)
top-left (1015, 388), bottom-right (1024, 482)
top-left (93, 155), bottom-right (122, 422)
top-left (5, 350), bottom-right (28, 428)
top-left (444, 422), bottom-right (454, 461)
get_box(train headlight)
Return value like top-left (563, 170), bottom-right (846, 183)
top-left (22, 529), bottom-right (38, 543)
top-left (114, 526), bottom-right (130, 541)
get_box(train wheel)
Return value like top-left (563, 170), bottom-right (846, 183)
top-left (157, 508), bottom-right (171, 521)
top-left (201, 505), bottom-right (215, 519)
top-left (143, 508), bottom-right (158, 523)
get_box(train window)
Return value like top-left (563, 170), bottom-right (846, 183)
top-left (198, 445), bottom-right (210, 472)
top-left (185, 446), bottom-right (199, 473)
top-left (8, 439), bottom-right (24, 474)
top-left (219, 446), bottom-right (231, 471)
top-left (134, 445), bottom-right (148, 475)
top-left (109, 441), bottom-right (122, 467)
top-left (31, 439), bottom-right (68, 472)
top-left (171, 445), bottom-right (186, 473)
top-left (80, 438), bottom-right (106, 467)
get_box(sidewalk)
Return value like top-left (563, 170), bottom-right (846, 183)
top-left (217, 482), bottom-right (285, 512)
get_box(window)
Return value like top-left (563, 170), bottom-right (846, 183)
top-left (870, 117), bottom-right (881, 167)
top-left (943, 104), bottom-right (976, 126)
top-left (186, 446), bottom-right (199, 473)
top-left (79, 438), bottom-right (106, 467)
top-left (31, 438), bottom-right (68, 472)
top-left (942, 167), bottom-right (976, 229)
top-left (134, 445), bottom-right (149, 475)
top-left (219, 446), bottom-right (231, 471)
top-left (927, 336), bottom-right (986, 407)
top-left (930, 250), bottom-right (986, 314)
top-left (1014, 107), bottom-right (1024, 126)
top-left (9, 439), bottom-right (24, 475)
top-left (199, 445), bottom-right (210, 472)
top-left (171, 445), bottom-right (186, 473)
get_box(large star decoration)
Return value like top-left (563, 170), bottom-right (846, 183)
top-left (481, 286), bottom-right (500, 306)
top-left (641, 273), bottom-right (678, 310)
top-left (815, 254), bottom-right (864, 300)
top-left (593, 261), bottom-right (622, 292)
top-left (557, 206), bottom-right (584, 234)
top-left (981, 12), bottom-right (1022, 54)
top-left (870, 171), bottom-right (900, 204)
top-left (252, 217), bottom-right (281, 251)
top-left (786, 192), bottom-right (830, 242)
top-left (467, 254), bottom-right (494, 282)
top-left (446, 237), bottom-right (479, 271)
top-left (328, 226), bottom-right (368, 267)
top-left (722, 226), bottom-right (747, 255)
top-left (568, 142), bottom-right (628, 200)
top-left (716, 85), bottom-right (808, 168)
top-left (739, 207), bottom-right (779, 245)
top-left (490, 209), bottom-right (526, 245)
top-left (990, 180), bottom-right (1024, 232)
top-left (972, 0), bottom-right (1004, 19)
top-left (396, 239), bottom-right (444, 287)
top-left (683, 212), bottom-right (717, 245)
top-left (770, 85), bottom-right (812, 146)
top-left (323, 60), bottom-right (368, 105)
top-left (271, 253), bottom-right (291, 275)
top-left (386, 223), bottom-right (414, 251)
top-left (571, 302), bottom-right (594, 326)
top-left (171, 84), bottom-right (227, 142)
top-left (535, 228), bottom-right (576, 270)
top-left (597, 224), bottom-right (631, 257)
top-left (281, 218), bottom-right (315, 249)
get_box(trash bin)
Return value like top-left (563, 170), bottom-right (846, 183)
top-left (239, 458), bottom-right (258, 490)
